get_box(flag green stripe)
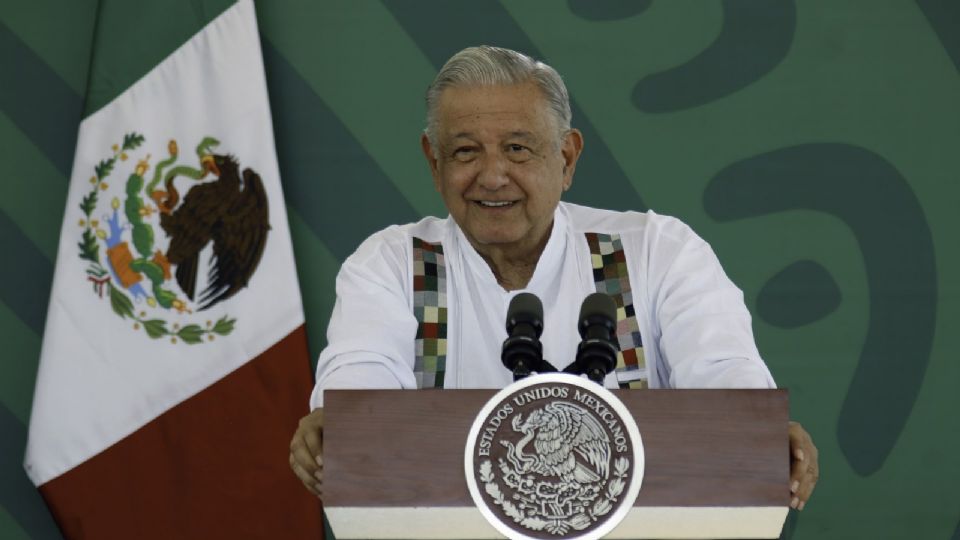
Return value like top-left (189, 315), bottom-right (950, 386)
top-left (0, 208), bottom-right (52, 335)
top-left (0, 21), bottom-right (83, 178)
top-left (263, 41), bottom-right (420, 260)
top-left (82, 0), bottom-right (236, 118)
top-left (381, 0), bottom-right (647, 212)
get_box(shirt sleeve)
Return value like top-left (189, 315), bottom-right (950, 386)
top-left (645, 218), bottom-right (776, 389)
top-left (309, 228), bottom-right (419, 409)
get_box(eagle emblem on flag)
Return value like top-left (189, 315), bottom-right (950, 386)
top-left (76, 132), bottom-right (270, 344)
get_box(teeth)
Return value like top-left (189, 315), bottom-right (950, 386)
top-left (478, 201), bottom-right (513, 207)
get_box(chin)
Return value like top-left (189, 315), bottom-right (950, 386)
top-left (469, 230), bottom-right (526, 247)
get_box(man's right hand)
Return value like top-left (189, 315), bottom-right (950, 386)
top-left (289, 408), bottom-right (324, 498)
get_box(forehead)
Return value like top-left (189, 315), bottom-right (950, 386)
top-left (434, 82), bottom-right (554, 138)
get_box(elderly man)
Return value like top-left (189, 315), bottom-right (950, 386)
top-left (289, 45), bottom-right (818, 511)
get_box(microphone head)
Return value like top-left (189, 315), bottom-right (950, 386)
top-left (578, 292), bottom-right (617, 339)
top-left (506, 292), bottom-right (544, 337)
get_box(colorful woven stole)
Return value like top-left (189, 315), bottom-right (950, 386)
top-left (412, 238), bottom-right (447, 389)
top-left (411, 234), bottom-right (646, 389)
top-left (585, 232), bottom-right (649, 389)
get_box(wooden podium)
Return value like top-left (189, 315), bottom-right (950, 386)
top-left (324, 389), bottom-right (789, 539)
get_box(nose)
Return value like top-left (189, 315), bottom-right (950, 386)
top-left (475, 151), bottom-right (510, 191)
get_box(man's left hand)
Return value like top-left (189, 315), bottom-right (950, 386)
top-left (788, 421), bottom-right (818, 511)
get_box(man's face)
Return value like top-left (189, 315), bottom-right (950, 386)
top-left (421, 82), bottom-right (583, 255)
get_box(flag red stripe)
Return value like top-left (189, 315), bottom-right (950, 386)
top-left (39, 325), bottom-right (324, 539)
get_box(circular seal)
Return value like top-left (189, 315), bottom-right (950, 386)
top-left (465, 373), bottom-right (644, 540)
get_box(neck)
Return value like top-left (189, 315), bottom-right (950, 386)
top-left (471, 221), bottom-right (553, 291)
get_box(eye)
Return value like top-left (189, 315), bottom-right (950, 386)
top-left (452, 146), bottom-right (477, 162)
top-left (505, 143), bottom-right (532, 162)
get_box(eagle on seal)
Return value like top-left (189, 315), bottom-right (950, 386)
top-left (504, 401), bottom-right (611, 484)
top-left (159, 154), bottom-right (270, 310)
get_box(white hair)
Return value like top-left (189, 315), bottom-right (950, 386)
top-left (424, 45), bottom-right (572, 147)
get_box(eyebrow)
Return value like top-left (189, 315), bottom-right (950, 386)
top-left (448, 131), bottom-right (539, 142)
top-left (506, 131), bottom-right (538, 143)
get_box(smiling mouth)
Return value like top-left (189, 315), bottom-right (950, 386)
top-left (475, 200), bottom-right (517, 208)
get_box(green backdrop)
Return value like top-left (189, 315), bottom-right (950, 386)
top-left (1, 1), bottom-right (958, 538)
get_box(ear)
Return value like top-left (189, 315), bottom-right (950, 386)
top-left (560, 129), bottom-right (584, 191)
top-left (421, 133), bottom-right (442, 192)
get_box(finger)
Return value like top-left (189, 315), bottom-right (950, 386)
top-left (796, 450), bottom-right (819, 511)
top-left (787, 422), bottom-right (810, 501)
top-left (290, 454), bottom-right (322, 498)
top-left (790, 443), bottom-right (817, 510)
top-left (796, 468), bottom-right (817, 510)
top-left (302, 422), bottom-right (324, 468)
top-left (790, 459), bottom-right (812, 505)
top-left (789, 445), bottom-right (807, 507)
top-left (789, 455), bottom-right (808, 501)
top-left (789, 423), bottom-right (809, 463)
top-left (789, 465), bottom-right (802, 509)
top-left (290, 434), bottom-right (320, 477)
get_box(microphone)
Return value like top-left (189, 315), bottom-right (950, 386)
top-left (501, 293), bottom-right (545, 381)
top-left (568, 292), bottom-right (619, 384)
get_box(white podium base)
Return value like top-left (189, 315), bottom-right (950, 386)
top-left (326, 505), bottom-right (789, 539)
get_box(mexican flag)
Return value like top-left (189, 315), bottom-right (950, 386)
top-left (23, 1), bottom-right (323, 537)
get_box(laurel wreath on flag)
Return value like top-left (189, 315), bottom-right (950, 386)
top-left (77, 132), bottom-right (236, 345)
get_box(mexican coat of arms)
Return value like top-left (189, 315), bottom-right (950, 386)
top-left (76, 133), bottom-right (270, 344)
top-left (465, 374), bottom-right (644, 540)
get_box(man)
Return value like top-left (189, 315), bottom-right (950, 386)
top-left (289, 46), bottom-right (818, 511)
